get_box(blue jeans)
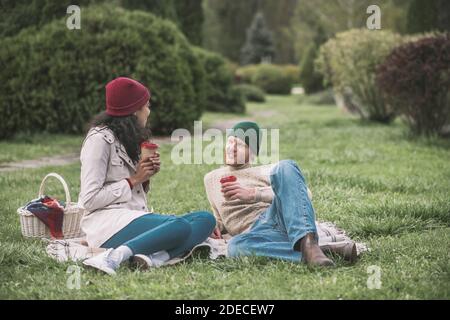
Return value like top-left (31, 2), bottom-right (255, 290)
top-left (227, 160), bottom-right (317, 263)
top-left (101, 211), bottom-right (216, 259)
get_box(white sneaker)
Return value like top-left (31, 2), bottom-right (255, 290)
top-left (82, 248), bottom-right (118, 276)
top-left (130, 254), bottom-right (154, 270)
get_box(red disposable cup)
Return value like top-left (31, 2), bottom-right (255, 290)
top-left (220, 175), bottom-right (237, 184)
top-left (141, 141), bottom-right (159, 160)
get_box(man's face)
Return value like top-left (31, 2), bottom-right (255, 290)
top-left (225, 136), bottom-right (251, 166)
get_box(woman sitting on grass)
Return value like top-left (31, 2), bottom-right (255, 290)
top-left (80, 77), bottom-right (215, 275)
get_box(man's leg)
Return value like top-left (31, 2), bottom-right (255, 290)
top-left (269, 160), bottom-right (334, 267)
top-left (227, 219), bottom-right (302, 263)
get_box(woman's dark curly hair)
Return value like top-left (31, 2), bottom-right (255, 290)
top-left (88, 112), bottom-right (152, 164)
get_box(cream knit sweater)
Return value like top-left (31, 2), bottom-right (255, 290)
top-left (204, 162), bottom-right (312, 236)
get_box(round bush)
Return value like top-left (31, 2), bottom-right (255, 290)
top-left (281, 65), bottom-right (301, 85)
top-left (235, 64), bottom-right (260, 84)
top-left (377, 34), bottom-right (450, 136)
top-left (316, 29), bottom-right (403, 123)
top-left (234, 84), bottom-right (266, 103)
top-left (251, 64), bottom-right (292, 95)
top-left (0, 4), bottom-right (206, 138)
top-left (226, 86), bottom-right (246, 114)
top-left (193, 47), bottom-right (245, 113)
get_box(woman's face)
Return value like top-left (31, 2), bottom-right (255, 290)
top-left (135, 100), bottom-right (151, 127)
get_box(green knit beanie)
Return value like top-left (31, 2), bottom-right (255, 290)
top-left (228, 121), bottom-right (261, 155)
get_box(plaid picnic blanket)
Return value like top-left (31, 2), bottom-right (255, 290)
top-left (45, 221), bottom-right (368, 264)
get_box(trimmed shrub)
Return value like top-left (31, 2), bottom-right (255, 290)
top-left (316, 29), bottom-right (403, 123)
top-left (235, 64), bottom-right (260, 84)
top-left (0, 5), bottom-right (207, 138)
top-left (299, 43), bottom-right (324, 94)
top-left (234, 84), bottom-right (266, 103)
top-left (226, 86), bottom-right (246, 114)
top-left (236, 64), bottom-right (298, 86)
top-left (281, 65), bottom-right (301, 85)
top-left (298, 89), bottom-right (335, 106)
top-left (376, 34), bottom-right (450, 136)
top-left (251, 64), bottom-right (292, 95)
top-left (193, 47), bottom-right (245, 113)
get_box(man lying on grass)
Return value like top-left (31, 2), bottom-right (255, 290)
top-left (204, 121), bottom-right (357, 267)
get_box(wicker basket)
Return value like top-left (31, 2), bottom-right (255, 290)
top-left (17, 173), bottom-right (85, 239)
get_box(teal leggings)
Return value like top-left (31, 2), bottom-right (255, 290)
top-left (101, 211), bottom-right (216, 259)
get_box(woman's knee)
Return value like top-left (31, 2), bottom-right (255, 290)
top-left (188, 211), bottom-right (216, 231)
top-left (200, 211), bottom-right (216, 230)
top-left (170, 217), bottom-right (192, 239)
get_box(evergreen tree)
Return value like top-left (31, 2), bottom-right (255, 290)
top-left (122, 0), bottom-right (205, 45)
top-left (436, 0), bottom-right (450, 31)
top-left (298, 26), bottom-right (326, 94)
top-left (406, 0), bottom-right (438, 34)
top-left (121, 0), bottom-right (178, 22)
top-left (299, 43), bottom-right (323, 94)
top-left (204, 0), bottom-right (298, 64)
top-left (174, 0), bottom-right (204, 45)
top-left (240, 12), bottom-right (275, 65)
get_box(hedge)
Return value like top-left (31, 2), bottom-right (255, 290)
top-left (233, 84), bottom-right (266, 103)
top-left (193, 47), bottom-right (245, 113)
top-left (377, 34), bottom-right (450, 136)
top-left (0, 5), bottom-right (207, 137)
top-left (316, 29), bottom-right (403, 123)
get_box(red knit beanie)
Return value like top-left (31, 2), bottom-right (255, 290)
top-left (105, 77), bottom-right (150, 116)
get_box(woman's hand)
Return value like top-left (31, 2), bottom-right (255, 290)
top-left (221, 181), bottom-right (256, 202)
top-left (210, 227), bottom-right (222, 239)
top-left (129, 158), bottom-right (155, 186)
top-left (149, 152), bottom-right (161, 174)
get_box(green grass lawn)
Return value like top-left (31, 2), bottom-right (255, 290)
top-left (0, 133), bottom-right (83, 164)
top-left (0, 95), bottom-right (449, 299)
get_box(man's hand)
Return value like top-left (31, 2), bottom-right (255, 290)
top-left (210, 227), bottom-right (222, 239)
top-left (221, 181), bottom-right (256, 202)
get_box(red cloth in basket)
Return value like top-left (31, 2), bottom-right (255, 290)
top-left (25, 196), bottom-right (64, 239)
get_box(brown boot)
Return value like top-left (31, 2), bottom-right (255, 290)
top-left (321, 241), bottom-right (358, 264)
top-left (299, 233), bottom-right (335, 267)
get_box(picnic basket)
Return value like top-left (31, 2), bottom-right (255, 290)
top-left (17, 173), bottom-right (85, 239)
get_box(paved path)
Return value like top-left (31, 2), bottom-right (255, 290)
top-left (0, 137), bottom-right (172, 172)
top-left (0, 108), bottom-right (278, 172)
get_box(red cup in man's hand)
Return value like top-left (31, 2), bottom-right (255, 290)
top-left (220, 175), bottom-right (237, 184)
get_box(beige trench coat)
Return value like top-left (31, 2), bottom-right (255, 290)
top-left (78, 126), bottom-right (153, 248)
